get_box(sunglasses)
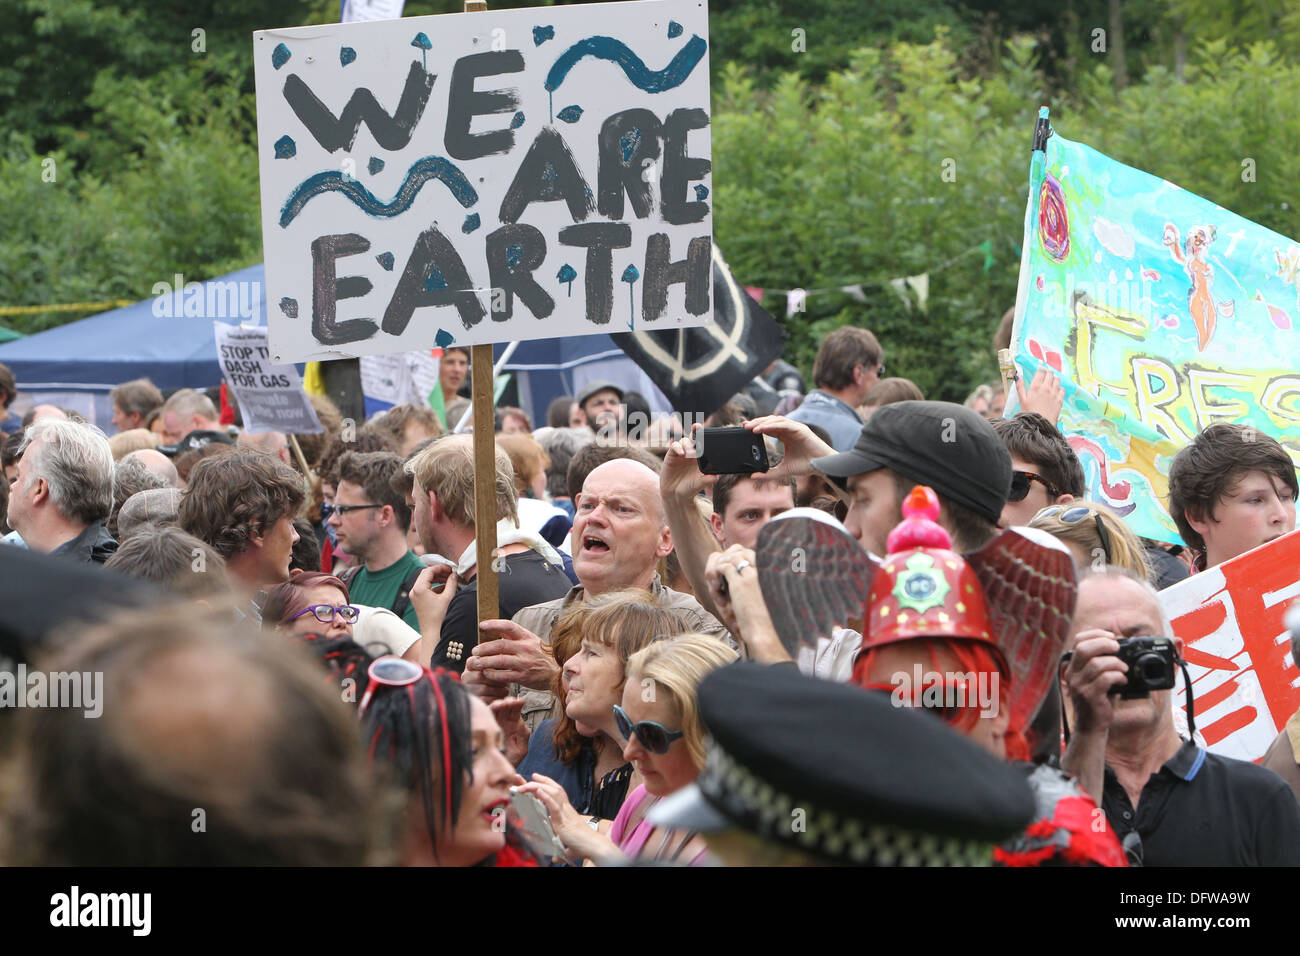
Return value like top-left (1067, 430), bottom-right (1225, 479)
top-left (1035, 504), bottom-right (1112, 565)
top-left (291, 603), bottom-right (360, 625)
top-left (1008, 470), bottom-right (1060, 502)
top-left (613, 704), bottom-right (684, 755)
top-left (321, 503), bottom-right (384, 519)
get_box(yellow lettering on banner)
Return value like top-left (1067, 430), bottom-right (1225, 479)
top-left (1261, 376), bottom-right (1300, 466)
top-left (1070, 290), bottom-right (1146, 396)
top-left (1186, 368), bottom-right (1254, 431)
top-left (1129, 356), bottom-right (1189, 445)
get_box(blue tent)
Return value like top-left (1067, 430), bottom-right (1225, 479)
top-left (0, 264), bottom-right (664, 429)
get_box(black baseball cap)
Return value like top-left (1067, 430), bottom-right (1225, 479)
top-left (157, 429), bottom-right (234, 457)
top-left (649, 662), bottom-right (1036, 864)
top-left (811, 401), bottom-right (1011, 525)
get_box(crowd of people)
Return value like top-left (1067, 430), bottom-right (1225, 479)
top-left (0, 326), bottom-right (1297, 869)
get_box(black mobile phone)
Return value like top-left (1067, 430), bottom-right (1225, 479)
top-left (697, 427), bottom-right (770, 475)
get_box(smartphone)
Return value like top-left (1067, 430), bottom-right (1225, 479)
top-left (697, 427), bottom-right (770, 475)
top-left (509, 789), bottom-right (568, 858)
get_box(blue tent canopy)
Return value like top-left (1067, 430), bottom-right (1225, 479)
top-left (0, 264), bottom-right (665, 429)
top-left (0, 266), bottom-right (262, 392)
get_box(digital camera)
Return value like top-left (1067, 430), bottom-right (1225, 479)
top-left (1114, 636), bottom-right (1178, 699)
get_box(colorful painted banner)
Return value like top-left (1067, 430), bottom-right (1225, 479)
top-left (1010, 108), bottom-right (1300, 543)
top-left (254, 0), bottom-right (712, 366)
top-left (1160, 530), bottom-right (1300, 762)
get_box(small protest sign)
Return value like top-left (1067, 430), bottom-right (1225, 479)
top-left (214, 323), bottom-right (324, 434)
top-left (1160, 530), bottom-right (1300, 762)
top-left (254, 0), bottom-right (713, 365)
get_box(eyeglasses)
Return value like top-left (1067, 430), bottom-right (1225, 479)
top-left (321, 503), bottom-right (384, 519)
top-left (1008, 470), bottom-right (1060, 502)
top-left (291, 603), bottom-right (360, 625)
top-left (1035, 504), bottom-right (1112, 565)
top-left (613, 704), bottom-right (684, 755)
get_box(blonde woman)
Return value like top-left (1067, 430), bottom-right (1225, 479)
top-left (1028, 503), bottom-right (1150, 581)
top-left (518, 632), bottom-right (736, 865)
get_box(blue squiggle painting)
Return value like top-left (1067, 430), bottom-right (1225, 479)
top-left (279, 156), bottom-right (479, 227)
top-left (545, 35), bottom-right (706, 94)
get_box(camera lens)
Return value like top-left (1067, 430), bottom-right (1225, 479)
top-left (1136, 653), bottom-right (1168, 682)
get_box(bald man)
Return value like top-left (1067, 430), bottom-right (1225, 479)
top-left (237, 430), bottom-right (290, 464)
top-left (121, 449), bottom-right (180, 488)
top-left (463, 458), bottom-right (729, 732)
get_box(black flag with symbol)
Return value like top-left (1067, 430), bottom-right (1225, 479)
top-left (611, 245), bottom-right (787, 415)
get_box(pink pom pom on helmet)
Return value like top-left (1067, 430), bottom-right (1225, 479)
top-left (886, 485), bottom-right (952, 553)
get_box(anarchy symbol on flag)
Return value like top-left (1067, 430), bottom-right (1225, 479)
top-left (629, 244), bottom-right (750, 387)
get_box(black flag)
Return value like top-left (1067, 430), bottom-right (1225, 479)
top-left (611, 245), bottom-right (787, 415)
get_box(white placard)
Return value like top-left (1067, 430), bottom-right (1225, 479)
top-left (255, 0), bottom-right (713, 365)
top-left (214, 324), bottom-right (324, 434)
top-left (358, 350), bottom-right (440, 406)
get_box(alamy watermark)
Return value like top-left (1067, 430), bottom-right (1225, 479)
top-left (889, 664), bottom-right (999, 719)
top-left (151, 273), bottom-right (263, 320)
top-left (0, 656), bottom-right (103, 718)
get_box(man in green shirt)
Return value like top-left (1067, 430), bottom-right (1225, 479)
top-left (329, 451), bottom-right (425, 631)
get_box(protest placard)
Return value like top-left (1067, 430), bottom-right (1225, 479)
top-left (254, 0), bottom-right (713, 365)
top-left (1010, 109), bottom-right (1300, 543)
top-left (214, 323), bottom-right (324, 434)
top-left (358, 349), bottom-right (440, 416)
top-left (1160, 530), bottom-right (1300, 762)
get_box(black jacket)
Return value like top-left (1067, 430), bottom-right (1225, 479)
top-left (52, 520), bottom-right (119, 565)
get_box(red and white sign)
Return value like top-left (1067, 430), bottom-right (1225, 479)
top-left (1160, 530), bottom-right (1300, 762)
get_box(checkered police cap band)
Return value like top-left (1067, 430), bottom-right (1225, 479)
top-left (697, 744), bottom-right (995, 867)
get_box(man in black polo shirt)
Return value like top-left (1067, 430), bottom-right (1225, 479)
top-left (1062, 568), bottom-right (1300, 865)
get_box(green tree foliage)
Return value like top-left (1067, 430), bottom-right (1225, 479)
top-left (715, 31), bottom-right (1300, 399)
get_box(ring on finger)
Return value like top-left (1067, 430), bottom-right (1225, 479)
top-left (735, 560), bottom-right (752, 573)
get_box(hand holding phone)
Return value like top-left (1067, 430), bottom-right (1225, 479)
top-left (697, 426), bottom-right (770, 475)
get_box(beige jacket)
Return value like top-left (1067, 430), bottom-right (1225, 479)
top-left (513, 575), bottom-right (730, 733)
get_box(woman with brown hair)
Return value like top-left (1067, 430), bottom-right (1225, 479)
top-left (517, 632), bottom-right (737, 865)
top-left (512, 589), bottom-right (692, 823)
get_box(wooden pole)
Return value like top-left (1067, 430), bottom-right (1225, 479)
top-left (997, 347), bottom-right (1016, 399)
top-left (287, 433), bottom-right (317, 488)
top-left (471, 344), bottom-right (499, 636)
top-left (467, 0), bottom-right (496, 638)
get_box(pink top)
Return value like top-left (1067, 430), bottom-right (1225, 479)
top-left (610, 784), bottom-right (709, 865)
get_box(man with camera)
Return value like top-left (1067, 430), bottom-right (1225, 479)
top-left (1061, 568), bottom-right (1300, 865)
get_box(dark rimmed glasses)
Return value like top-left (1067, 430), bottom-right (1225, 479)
top-left (321, 503), bottom-right (384, 520)
top-left (291, 603), bottom-right (360, 625)
top-left (613, 704), bottom-right (684, 755)
top-left (1036, 504), bottom-right (1112, 565)
top-left (1009, 469), bottom-right (1061, 502)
